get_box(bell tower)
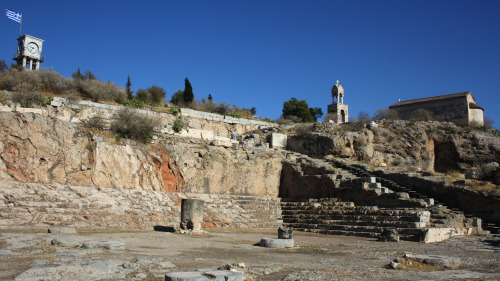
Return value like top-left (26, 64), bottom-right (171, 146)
top-left (13, 35), bottom-right (44, 70)
top-left (327, 80), bottom-right (349, 123)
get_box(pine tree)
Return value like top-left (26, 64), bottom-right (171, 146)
top-left (183, 77), bottom-right (194, 104)
top-left (72, 68), bottom-right (84, 80)
top-left (126, 75), bottom-right (133, 100)
top-left (208, 94), bottom-right (213, 101)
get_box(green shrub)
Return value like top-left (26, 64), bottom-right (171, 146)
top-left (136, 89), bottom-right (149, 102)
top-left (110, 109), bottom-right (158, 143)
top-left (148, 85), bottom-right (166, 104)
top-left (123, 99), bottom-right (145, 108)
top-left (226, 111), bottom-right (241, 118)
top-left (81, 115), bottom-right (107, 131)
top-left (169, 105), bottom-right (181, 116)
top-left (12, 92), bottom-right (51, 108)
top-left (172, 116), bottom-right (186, 133)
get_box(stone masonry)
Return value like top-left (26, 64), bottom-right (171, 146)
top-left (389, 92), bottom-right (484, 125)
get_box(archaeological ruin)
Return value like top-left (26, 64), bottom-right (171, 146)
top-left (0, 89), bottom-right (499, 280)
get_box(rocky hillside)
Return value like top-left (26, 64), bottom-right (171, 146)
top-left (286, 120), bottom-right (500, 175)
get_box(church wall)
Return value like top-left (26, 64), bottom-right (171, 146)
top-left (390, 96), bottom-right (469, 122)
top-left (466, 95), bottom-right (484, 126)
top-left (469, 108), bottom-right (484, 126)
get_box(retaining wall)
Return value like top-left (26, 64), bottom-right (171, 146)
top-left (0, 180), bottom-right (282, 230)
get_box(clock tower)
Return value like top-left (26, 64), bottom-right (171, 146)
top-left (13, 35), bottom-right (44, 70)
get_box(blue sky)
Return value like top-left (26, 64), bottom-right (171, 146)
top-left (1, 0), bottom-right (499, 127)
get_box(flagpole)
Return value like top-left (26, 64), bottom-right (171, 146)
top-left (20, 13), bottom-right (22, 35)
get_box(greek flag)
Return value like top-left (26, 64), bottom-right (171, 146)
top-left (6, 9), bottom-right (22, 23)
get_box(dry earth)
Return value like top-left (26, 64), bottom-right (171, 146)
top-left (0, 228), bottom-right (498, 281)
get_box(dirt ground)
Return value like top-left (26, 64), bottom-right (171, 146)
top-left (0, 227), bottom-right (498, 281)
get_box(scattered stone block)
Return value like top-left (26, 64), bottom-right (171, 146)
top-left (367, 121), bottom-right (378, 129)
top-left (278, 226), bottom-right (293, 239)
top-left (165, 270), bottom-right (243, 281)
top-left (423, 228), bottom-right (470, 243)
top-left (378, 162), bottom-right (387, 167)
top-left (270, 133), bottom-right (287, 148)
top-left (81, 240), bottom-right (125, 250)
top-left (424, 198), bottom-right (434, 205)
top-left (390, 261), bottom-right (405, 269)
top-left (48, 227), bottom-right (77, 234)
top-left (397, 192), bottom-right (410, 199)
top-left (51, 237), bottom-right (81, 247)
top-left (50, 97), bottom-right (66, 107)
top-left (260, 238), bottom-right (294, 248)
top-left (362, 177), bottom-right (376, 183)
top-left (413, 254), bottom-right (461, 268)
top-left (378, 229), bottom-right (399, 242)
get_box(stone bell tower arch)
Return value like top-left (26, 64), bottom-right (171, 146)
top-left (327, 80), bottom-right (349, 123)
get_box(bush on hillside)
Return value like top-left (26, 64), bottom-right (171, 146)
top-left (110, 109), bottom-right (158, 143)
top-left (12, 92), bottom-right (51, 108)
top-left (172, 116), bottom-right (186, 133)
top-left (81, 114), bottom-right (107, 131)
top-left (0, 68), bottom-right (126, 103)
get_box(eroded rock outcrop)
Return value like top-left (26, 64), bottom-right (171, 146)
top-left (287, 121), bottom-right (500, 172)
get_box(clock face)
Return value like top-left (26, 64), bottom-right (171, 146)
top-left (27, 42), bottom-right (39, 54)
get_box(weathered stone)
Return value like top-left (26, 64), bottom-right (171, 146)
top-left (378, 229), bottom-right (399, 242)
top-left (390, 261), bottom-right (405, 269)
top-left (278, 226), bottom-right (293, 239)
top-left (423, 228), bottom-right (472, 243)
top-left (413, 254), bottom-right (461, 268)
top-left (270, 133), bottom-right (287, 148)
top-left (51, 237), bottom-right (81, 247)
top-left (81, 240), bottom-right (125, 250)
top-left (48, 227), bottom-right (77, 234)
top-left (260, 238), bottom-right (294, 248)
top-left (181, 199), bottom-right (204, 231)
top-left (165, 270), bottom-right (243, 281)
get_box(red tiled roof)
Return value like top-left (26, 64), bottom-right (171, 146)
top-left (469, 102), bottom-right (484, 110)
top-left (390, 92), bottom-right (472, 107)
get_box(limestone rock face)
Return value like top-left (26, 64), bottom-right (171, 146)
top-left (0, 112), bottom-right (184, 192)
top-left (0, 111), bottom-right (281, 196)
top-left (170, 143), bottom-right (282, 196)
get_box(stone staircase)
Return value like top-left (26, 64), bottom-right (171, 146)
top-left (279, 153), bottom-right (482, 240)
top-left (281, 198), bottom-right (430, 240)
top-left (184, 193), bottom-right (283, 228)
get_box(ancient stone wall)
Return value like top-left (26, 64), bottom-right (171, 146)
top-left (0, 180), bottom-right (283, 229)
top-left (0, 95), bottom-right (276, 141)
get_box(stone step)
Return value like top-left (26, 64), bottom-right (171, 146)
top-left (281, 214), bottom-right (427, 222)
top-left (290, 226), bottom-right (424, 240)
top-left (284, 220), bottom-right (427, 229)
top-left (281, 208), bottom-right (429, 217)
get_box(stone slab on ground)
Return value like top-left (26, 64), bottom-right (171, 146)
top-left (165, 270), bottom-right (243, 281)
top-left (48, 227), bottom-right (77, 234)
top-left (51, 237), bottom-right (81, 247)
top-left (414, 254), bottom-right (461, 268)
top-left (81, 240), bottom-right (125, 250)
top-left (260, 238), bottom-right (294, 248)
